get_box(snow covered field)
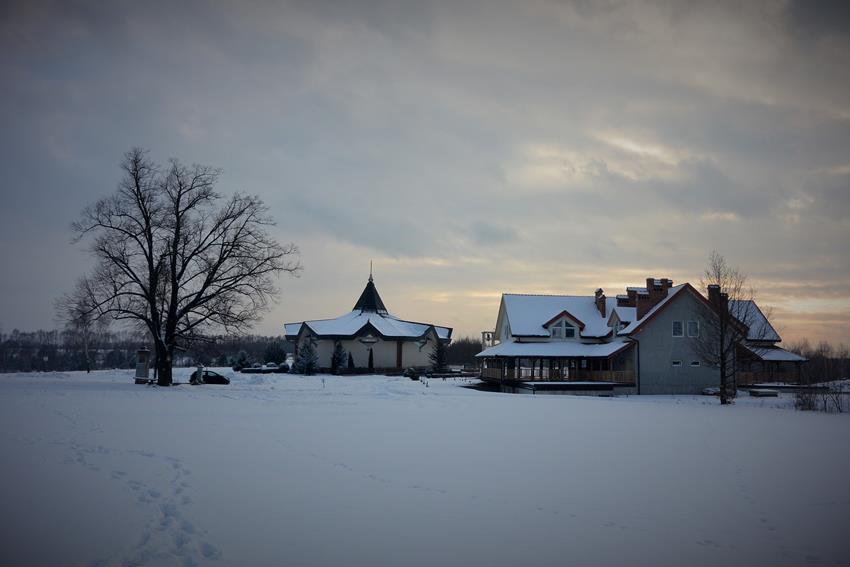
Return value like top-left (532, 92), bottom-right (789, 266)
top-left (1, 370), bottom-right (848, 567)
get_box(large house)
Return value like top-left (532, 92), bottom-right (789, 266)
top-left (476, 277), bottom-right (805, 395)
top-left (285, 274), bottom-right (452, 372)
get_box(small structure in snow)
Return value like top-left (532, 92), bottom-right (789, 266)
top-left (285, 273), bottom-right (452, 373)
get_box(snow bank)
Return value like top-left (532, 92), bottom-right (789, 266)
top-left (1, 369), bottom-right (848, 566)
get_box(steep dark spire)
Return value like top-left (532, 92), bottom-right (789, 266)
top-left (353, 275), bottom-right (388, 314)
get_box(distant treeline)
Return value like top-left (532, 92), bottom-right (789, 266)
top-left (787, 339), bottom-right (850, 384)
top-left (0, 328), bottom-right (292, 373)
top-left (445, 337), bottom-right (483, 367)
top-left (0, 329), bottom-right (484, 373)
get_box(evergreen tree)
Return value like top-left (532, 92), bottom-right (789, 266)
top-left (235, 350), bottom-right (250, 370)
top-left (264, 340), bottom-right (287, 364)
top-left (331, 342), bottom-right (347, 374)
top-left (368, 348), bottom-right (374, 372)
top-left (430, 340), bottom-right (447, 371)
top-left (293, 336), bottom-right (319, 375)
top-left (347, 352), bottom-right (355, 370)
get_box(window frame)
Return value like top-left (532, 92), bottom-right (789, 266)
top-left (549, 319), bottom-right (576, 340)
top-left (672, 360), bottom-right (682, 367)
top-left (672, 320), bottom-right (684, 337)
top-left (687, 320), bottom-right (699, 338)
top-left (690, 360), bottom-right (701, 367)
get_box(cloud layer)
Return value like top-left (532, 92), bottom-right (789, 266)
top-left (1, 0), bottom-right (848, 344)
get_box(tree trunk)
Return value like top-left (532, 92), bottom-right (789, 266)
top-left (83, 333), bottom-right (91, 373)
top-left (156, 340), bottom-right (173, 386)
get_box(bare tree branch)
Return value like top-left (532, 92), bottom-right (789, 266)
top-left (68, 148), bottom-right (300, 385)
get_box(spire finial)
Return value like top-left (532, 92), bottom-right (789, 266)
top-left (369, 260), bottom-right (373, 282)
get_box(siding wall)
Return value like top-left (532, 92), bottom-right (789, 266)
top-left (300, 336), bottom-right (434, 369)
top-left (636, 292), bottom-right (719, 394)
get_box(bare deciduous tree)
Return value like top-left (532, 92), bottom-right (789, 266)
top-left (694, 251), bottom-right (769, 405)
top-left (72, 148), bottom-right (300, 386)
top-left (55, 277), bottom-right (107, 373)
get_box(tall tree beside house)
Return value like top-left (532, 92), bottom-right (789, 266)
top-left (694, 251), bottom-right (767, 405)
top-left (70, 148), bottom-right (300, 386)
top-left (430, 339), bottom-right (448, 371)
top-left (331, 341), bottom-right (347, 374)
top-left (293, 335), bottom-right (319, 375)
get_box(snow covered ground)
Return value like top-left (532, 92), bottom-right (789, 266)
top-left (1, 369), bottom-right (848, 567)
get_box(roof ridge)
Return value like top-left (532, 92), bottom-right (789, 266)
top-left (504, 293), bottom-right (596, 298)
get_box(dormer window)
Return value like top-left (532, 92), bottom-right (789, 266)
top-left (550, 320), bottom-right (576, 339)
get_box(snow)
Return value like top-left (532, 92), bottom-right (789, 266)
top-left (617, 284), bottom-right (687, 335)
top-left (475, 338), bottom-right (630, 358)
top-left (611, 305), bottom-right (636, 323)
top-left (743, 344), bottom-right (807, 362)
top-left (1, 370), bottom-right (849, 566)
top-left (730, 300), bottom-right (782, 342)
top-left (285, 310), bottom-right (451, 340)
top-left (501, 294), bottom-right (618, 337)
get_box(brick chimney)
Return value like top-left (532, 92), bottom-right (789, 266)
top-left (595, 288), bottom-right (606, 318)
top-left (707, 284), bottom-right (728, 312)
top-left (636, 277), bottom-right (674, 320)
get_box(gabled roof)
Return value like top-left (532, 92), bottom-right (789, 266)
top-left (611, 306), bottom-right (636, 324)
top-left (617, 284), bottom-right (690, 335)
top-left (730, 300), bottom-right (781, 342)
top-left (501, 294), bottom-right (616, 338)
top-left (542, 310), bottom-right (586, 330)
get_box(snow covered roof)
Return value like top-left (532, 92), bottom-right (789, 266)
top-left (476, 339), bottom-right (632, 358)
top-left (742, 344), bottom-right (806, 362)
top-left (285, 277), bottom-right (452, 341)
top-left (612, 306), bottom-right (636, 323)
top-left (501, 294), bottom-right (617, 338)
top-left (617, 284), bottom-right (687, 335)
top-left (286, 310), bottom-right (451, 341)
top-left (730, 300), bottom-right (781, 342)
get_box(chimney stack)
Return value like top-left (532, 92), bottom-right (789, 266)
top-left (636, 277), bottom-right (674, 319)
top-left (707, 284), bottom-right (728, 312)
top-left (595, 288), bottom-right (606, 318)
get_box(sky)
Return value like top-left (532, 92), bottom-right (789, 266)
top-left (1, 0), bottom-right (849, 346)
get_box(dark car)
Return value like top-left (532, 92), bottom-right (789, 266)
top-left (196, 370), bottom-right (230, 385)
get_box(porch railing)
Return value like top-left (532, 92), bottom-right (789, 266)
top-left (480, 367), bottom-right (634, 384)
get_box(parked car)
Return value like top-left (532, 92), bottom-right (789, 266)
top-left (198, 370), bottom-right (230, 385)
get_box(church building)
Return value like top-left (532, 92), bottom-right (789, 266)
top-left (284, 274), bottom-right (452, 372)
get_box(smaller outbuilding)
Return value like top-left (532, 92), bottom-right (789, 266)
top-left (284, 274), bottom-right (452, 372)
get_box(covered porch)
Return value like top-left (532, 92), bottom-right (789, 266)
top-left (476, 339), bottom-right (636, 385)
top-left (737, 344), bottom-right (807, 385)
top-left (480, 358), bottom-right (634, 383)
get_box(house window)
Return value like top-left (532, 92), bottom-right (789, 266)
top-left (690, 361), bottom-right (701, 367)
top-left (672, 360), bottom-right (682, 367)
top-left (687, 320), bottom-right (699, 338)
top-left (672, 321), bottom-right (684, 337)
top-left (550, 320), bottom-right (576, 339)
